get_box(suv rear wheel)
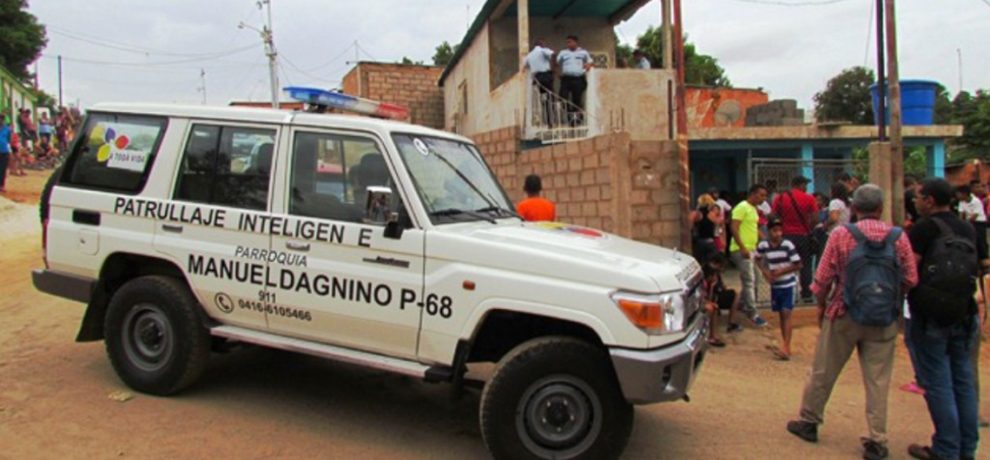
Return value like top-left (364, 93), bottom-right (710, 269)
top-left (104, 275), bottom-right (210, 395)
top-left (480, 336), bottom-right (633, 460)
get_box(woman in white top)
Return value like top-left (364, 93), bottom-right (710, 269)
top-left (826, 182), bottom-right (851, 232)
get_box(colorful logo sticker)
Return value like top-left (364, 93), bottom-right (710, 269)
top-left (88, 124), bottom-right (131, 163)
top-left (535, 222), bottom-right (605, 238)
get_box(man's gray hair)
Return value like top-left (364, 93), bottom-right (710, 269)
top-left (851, 184), bottom-right (884, 214)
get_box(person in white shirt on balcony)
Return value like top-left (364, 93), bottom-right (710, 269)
top-left (525, 39), bottom-right (555, 126)
top-left (556, 35), bottom-right (593, 125)
top-left (633, 49), bottom-right (651, 69)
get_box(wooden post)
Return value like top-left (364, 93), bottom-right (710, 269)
top-left (673, 0), bottom-right (691, 251)
top-left (662, 0), bottom-right (673, 70)
top-left (885, 0), bottom-right (903, 226)
top-left (517, 0), bottom-right (530, 71)
top-left (869, 142), bottom-right (893, 223)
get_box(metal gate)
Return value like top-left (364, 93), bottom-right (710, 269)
top-left (748, 158), bottom-right (864, 195)
top-left (745, 157), bottom-right (865, 307)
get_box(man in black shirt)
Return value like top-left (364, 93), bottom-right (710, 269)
top-left (906, 178), bottom-right (981, 460)
top-left (904, 175), bottom-right (920, 227)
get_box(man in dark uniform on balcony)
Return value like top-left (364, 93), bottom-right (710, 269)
top-left (556, 35), bottom-right (593, 126)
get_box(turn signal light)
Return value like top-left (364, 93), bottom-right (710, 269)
top-left (616, 298), bottom-right (664, 330)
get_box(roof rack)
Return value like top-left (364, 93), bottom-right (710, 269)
top-left (283, 86), bottom-right (409, 120)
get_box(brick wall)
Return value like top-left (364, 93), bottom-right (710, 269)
top-left (341, 62), bottom-right (445, 129)
top-left (472, 128), bottom-right (684, 248)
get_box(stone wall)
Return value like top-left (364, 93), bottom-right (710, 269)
top-left (341, 62), bottom-right (445, 129)
top-left (472, 128), bottom-right (683, 248)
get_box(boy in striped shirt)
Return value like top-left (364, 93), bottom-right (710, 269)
top-left (757, 217), bottom-right (803, 360)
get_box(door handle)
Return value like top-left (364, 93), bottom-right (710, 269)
top-left (162, 224), bottom-right (184, 233)
top-left (286, 241), bottom-right (310, 252)
top-left (362, 256), bottom-right (410, 269)
top-left (72, 210), bottom-right (101, 226)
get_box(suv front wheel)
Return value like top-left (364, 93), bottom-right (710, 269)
top-left (480, 336), bottom-right (633, 460)
top-left (104, 275), bottom-right (210, 395)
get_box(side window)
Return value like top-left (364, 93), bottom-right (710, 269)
top-left (63, 113), bottom-right (167, 193)
top-left (289, 132), bottom-right (393, 224)
top-left (174, 124), bottom-right (275, 211)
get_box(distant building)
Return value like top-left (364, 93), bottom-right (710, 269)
top-left (0, 64), bottom-right (39, 124)
top-left (341, 62), bottom-right (444, 129)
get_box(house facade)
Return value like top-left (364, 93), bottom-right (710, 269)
top-left (0, 65), bottom-right (38, 125)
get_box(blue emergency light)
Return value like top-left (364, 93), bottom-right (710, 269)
top-left (283, 86), bottom-right (409, 120)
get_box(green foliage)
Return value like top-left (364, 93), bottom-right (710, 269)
top-left (614, 33), bottom-right (632, 68)
top-left (0, 0), bottom-right (47, 81)
top-left (947, 90), bottom-right (990, 162)
top-left (399, 56), bottom-right (423, 65)
top-left (851, 145), bottom-right (927, 183)
top-left (619, 26), bottom-right (731, 87)
top-left (432, 41), bottom-right (457, 67)
top-left (814, 66), bottom-right (875, 124)
top-left (933, 83), bottom-right (952, 124)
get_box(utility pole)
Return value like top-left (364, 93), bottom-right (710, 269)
top-left (874, 0), bottom-right (886, 141)
top-left (240, 0), bottom-right (279, 109)
top-left (885, 0), bottom-right (903, 225)
top-left (197, 68), bottom-right (207, 105)
top-left (673, 0), bottom-right (691, 251)
top-left (957, 48), bottom-right (963, 91)
top-left (57, 55), bottom-right (63, 108)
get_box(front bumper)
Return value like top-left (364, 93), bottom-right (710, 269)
top-left (608, 313), bottom-right (708, 404)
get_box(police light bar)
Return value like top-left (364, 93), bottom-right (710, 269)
top-left (283, 86), bottom-right (409, 120)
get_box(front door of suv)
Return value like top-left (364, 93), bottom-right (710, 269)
top-left (155, 122), bottom-right (277, 330)
top-left (267, 129), bottom-right (423, 359)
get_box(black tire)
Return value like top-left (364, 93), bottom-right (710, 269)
top-left (104, 275), bottom-right (210, 395)
top-left (480, 336), bottom-right (633, 460)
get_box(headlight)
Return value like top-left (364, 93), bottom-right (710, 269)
top-left (611, 291), bottom-right (684, 335)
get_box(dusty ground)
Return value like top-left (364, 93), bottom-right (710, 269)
top-left (0, 172), bottom-right (987, 459)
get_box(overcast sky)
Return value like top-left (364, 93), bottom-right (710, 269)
top-left (28, 0), bottom-right (989, 113)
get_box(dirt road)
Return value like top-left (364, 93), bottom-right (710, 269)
top-left (0, 172), bottom-right (986, 459)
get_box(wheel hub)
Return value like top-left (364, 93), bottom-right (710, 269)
top-left (122, 304), bottom-right (174, 372)
top-left (516, 374), bottom-right (603, 459)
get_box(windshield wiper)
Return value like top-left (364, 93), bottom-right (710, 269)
top-left (430, 208), bottom-right (496, 224)
top-left (475, 205), bottom-right (522, 220)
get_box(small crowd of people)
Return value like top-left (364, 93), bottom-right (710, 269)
top-left (524, 36), bottom-right (653, 126)
top-left (0, 107), bottom-right (77, 193)
top-left (691, 175), bottom-right (986, 459)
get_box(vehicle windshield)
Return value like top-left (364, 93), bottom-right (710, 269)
top-left (392, 134), bottom-right (515, 224)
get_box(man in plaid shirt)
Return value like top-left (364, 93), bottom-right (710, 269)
top-left (786, 184), bottom-right (918, 460)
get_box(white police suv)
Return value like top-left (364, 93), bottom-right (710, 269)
top-left (34, 89), bottom-right (706, 460)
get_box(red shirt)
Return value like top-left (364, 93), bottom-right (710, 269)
top-left (772, 188), bottom-right (819, 235)
top-left (516, 197), bottom-right (556, 222)
top-left (812, 218), bottom-right (918, 320)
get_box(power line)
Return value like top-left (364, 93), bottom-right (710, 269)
top-left (47, 25), bottom-right (258, 58)
top-left (40, 52), bottom-right (261, 68)
top-left (862, 0), bottom-right (874, 66)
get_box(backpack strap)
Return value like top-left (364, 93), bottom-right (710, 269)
top-left (931, 216), bottom-right (954, 238)
top-left (883, 227), bottom-right (903, 246)
top-left (844, 223), bottom-right (866, 244)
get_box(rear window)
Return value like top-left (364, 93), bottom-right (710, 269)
top-left (62, 113), bottom-right (167, 193)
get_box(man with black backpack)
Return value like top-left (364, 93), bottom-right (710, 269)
top-left (906, 178), bottom-right (982, 460)
top-left (786, 184), bottom-right (918, 460)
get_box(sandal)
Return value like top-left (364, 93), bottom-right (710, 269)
top-left (766, 345), bottom-right (790, 361)
top-left (707, 337), bottom-right (726, 348)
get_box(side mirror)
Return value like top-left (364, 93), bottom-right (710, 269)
top-left (384, 212), bottom-right (405, 239)
top-left (364, 186), bottom-right (392, 225)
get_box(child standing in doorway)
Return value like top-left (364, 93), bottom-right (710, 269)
top-left (757, 216), bottom-right (802, 360)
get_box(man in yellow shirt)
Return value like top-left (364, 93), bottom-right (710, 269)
top-left (729, 184), bottom-right (769, 330)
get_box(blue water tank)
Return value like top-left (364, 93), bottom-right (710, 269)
top-left (870, 80), bottom-right (939, 126)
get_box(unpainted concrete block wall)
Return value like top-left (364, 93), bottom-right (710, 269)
top-left (473, 128), bottom-right (683, 248)
top-left (341, 63), bottom-right (445, 129)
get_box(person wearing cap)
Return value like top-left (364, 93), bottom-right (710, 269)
top-left (632, 49), bottom-right (651, 69)
top-left (756, 216), bottom-right (802, 360)
top-left (772, 176), bottom-right (819, 302)
top-left (516, 174), bottom-right (556, 222)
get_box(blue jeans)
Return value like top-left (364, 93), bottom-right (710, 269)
top-left (908, 315), bottom-right (980, 459)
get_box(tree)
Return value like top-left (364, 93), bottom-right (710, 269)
top-left (0, 0), bottom-right (47, 81)
top-left (813, 66), bottom-right (875, 124)
top-left (933, 83), bottom-right (952, 124)
top-left (948, 90), bottom-right (990, 161)
top-left (620, 26), bottom-right (731, 87)
top-left (399, 56), bottom-right (423, 65)
top-left (432, 41), bottom-right (458, 67)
